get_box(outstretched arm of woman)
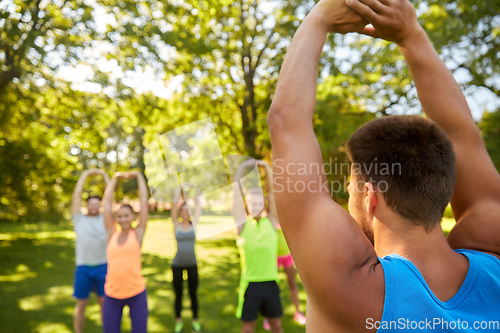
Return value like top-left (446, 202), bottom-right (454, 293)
top-left (232, 159), bottom-right (256, 235)
top-left (258, 160), bottom-right (278, 230)
top-left (134, 171), bottom-right (149, 229)
top-left (191, 184), bottom-right (202, 230)
top-left (103, 174), bottom-right (119, 239)
top-left (133, 171), bottom-right (149, 246)
top-left (172, 185), bottom-right (182, 231)
top-left (178, 182), bottom-right (202, 229)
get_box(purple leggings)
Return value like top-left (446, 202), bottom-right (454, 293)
top-left (102, 289), bottom-right (148, 333)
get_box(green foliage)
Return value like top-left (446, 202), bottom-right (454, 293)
top-left (0, 0), bottom-right (499, 221)
top-left (0, 0), bottom-right (100, 90)
top-left (315, 74), bottom-right (377, 203)
top-left (480, 108), bottom-right (500, 172)
top-left (151, 0), bottom-right (309, 158)
top-left (337, 0), bottom-right (500, 112)
top-left (0, 84), bottom-right (74, 221)
top-left (421, 0), bottom-right (500, 98)
top-left (443, 203), bottom-right (454, 219)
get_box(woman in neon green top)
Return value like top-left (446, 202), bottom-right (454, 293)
top-left (232, 160), bottom-right (283, 333)
top-left (274, 224), bottom-right (307, 326)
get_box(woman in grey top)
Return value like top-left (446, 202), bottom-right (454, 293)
top-left (171, 183), bottom-right (202, 333)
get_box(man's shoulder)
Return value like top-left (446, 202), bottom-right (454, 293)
top-left (455, 248), bottom-right (500, 266)
top-left (72, 212), bottom-right (83, 223)
top-left (448, 200), bottom-right (500, 258)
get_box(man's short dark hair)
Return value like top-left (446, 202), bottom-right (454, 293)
top-left (346, 115), bottom-right (456, 231)
top-left (86, 195), bottom-right (101, 202)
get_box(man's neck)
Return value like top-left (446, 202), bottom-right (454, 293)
top-left (373, 217), bottom-right (470, 302)
top-left (373, 217), bottom-right (452, 259)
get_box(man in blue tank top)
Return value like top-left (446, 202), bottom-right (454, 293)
top-left (267, 0), bottom-right (500, 331)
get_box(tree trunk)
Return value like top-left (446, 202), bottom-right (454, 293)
top-left (240, 49), bottom-right (260, 158)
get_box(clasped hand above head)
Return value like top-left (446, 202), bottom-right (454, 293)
top-left (114, 171), bottom-right (140, 179)
top-left (307, 0), bottom-right (367, 33)
top-left (345, 0), bottom-right (424, 44)
top-left (310, 0), bottom-right (424, 45)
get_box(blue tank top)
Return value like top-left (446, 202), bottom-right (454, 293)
top-left (376, 249), bottom-right (500, 332)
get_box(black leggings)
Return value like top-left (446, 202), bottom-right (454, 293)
top-left (172, 265), bottom-right (198, 319)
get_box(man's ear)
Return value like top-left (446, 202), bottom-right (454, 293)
top-left (363, 182), bottom-right (378, 214)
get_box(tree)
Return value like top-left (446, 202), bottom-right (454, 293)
top-left (0, 83), bottom-right (86, 221)
top-left (0, 0), bottom-right (106, 91)
top-left (1, 0), bottom-right (498, 221)
top-left (422, 0), bottom-right (500, 99)
top-left (331, 0), bottom-right (500, 117)
top-left (0, 0), bottom-right (178, 221)
top-left (106, 0), bottom-right (310, 157)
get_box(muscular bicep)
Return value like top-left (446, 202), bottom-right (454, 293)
top-left (306, 255), bottom-right (385, 332)
top-left (269, 114), bottom-right (381, 313)
top-left (449, 136), bottom-right (500, 220)
top-left (283, 197), bottom-right (382, 305)
top-left (445, 125), bottom-right (500, 256)
top-left (287, 205), bottom-right (385, 330)
top-left (448, 200), bottom-right (500, 257)
top-left (400, 36), bottom-right (500, 220)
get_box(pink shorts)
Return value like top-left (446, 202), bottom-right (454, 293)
top-left (277, 254), bottom-right (294, 269)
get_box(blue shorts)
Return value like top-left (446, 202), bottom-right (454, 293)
top-left (73, 263), bottom-right (107, 299)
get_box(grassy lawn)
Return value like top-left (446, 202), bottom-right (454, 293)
top-left (0, 218), bottom-right (307, 333)
top-left (0, 217), bottom-right (457, 333)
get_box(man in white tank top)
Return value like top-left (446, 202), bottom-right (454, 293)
top-left (71, 169), bottom-right (109, 333)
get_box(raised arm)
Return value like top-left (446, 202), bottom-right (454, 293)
top-left (267, 0), bottom-right (384, 327)
top-left (172, 182), bottom-right (202, 230)
top-left (171, 185), bottom-right (182, 230)
top-left (347, 0), bottom-right (500, 257)
top-left (102, 173), bottom-right (119, 238)
top-left (231, 160), bottom-right (256, 235)
top-left (72, 170), bottom-right (90, 216)
top-left (190, 184), bottom-right (202, 230)
top-left (71, 169), bottom-right (109, 216)
top-left (134, 171), bottom-right (149, 240)
top-left (257, 161), bottom-right (278, 228)
top-left (101, 170), bottom-right (110, 187)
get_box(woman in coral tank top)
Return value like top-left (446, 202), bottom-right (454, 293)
top-left (102, 171), bottom-right (149, 333)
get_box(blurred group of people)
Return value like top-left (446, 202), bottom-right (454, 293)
top-left (71, 160), bottom-right (305, 333)
top-left (71, 169), bottom-right (151, 333)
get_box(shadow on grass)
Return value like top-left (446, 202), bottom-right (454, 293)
top-left (0, 235), bottom-right (100, 333)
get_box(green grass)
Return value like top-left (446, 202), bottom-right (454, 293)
top-left (0, 219), bottom-right (307, 333)
top-left (0, 217), bottom-right (458, 333)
